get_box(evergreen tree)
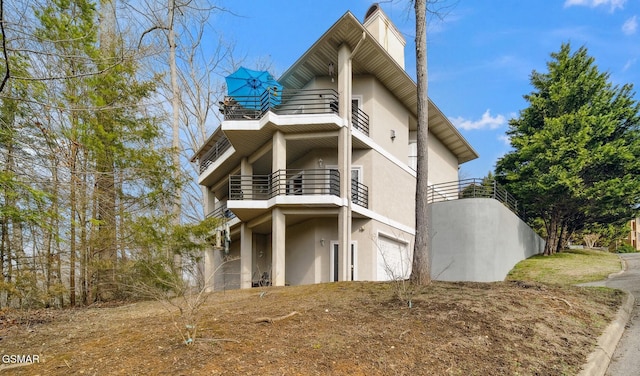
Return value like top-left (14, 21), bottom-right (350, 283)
top-left (32, 0), bottom-right (178, 304)
top-left (497, 43), bottom-right (640, 254)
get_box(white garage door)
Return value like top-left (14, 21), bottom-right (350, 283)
top-left (376, 235), bottom-right (412, 281)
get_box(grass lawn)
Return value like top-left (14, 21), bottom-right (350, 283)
top-left (506, 248), bottom-right (623, 285)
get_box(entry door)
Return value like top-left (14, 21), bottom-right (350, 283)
top-left (330, 241), bottom-right (357, 282)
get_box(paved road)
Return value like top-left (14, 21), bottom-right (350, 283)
top-left (584, 253), bottom-right (640, 376)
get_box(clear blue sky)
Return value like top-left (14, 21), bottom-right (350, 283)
top-left (213, 0), bottom-right (640, 178)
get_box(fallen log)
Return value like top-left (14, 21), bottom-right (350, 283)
top-left (254, 311), bottom-right (300, 324)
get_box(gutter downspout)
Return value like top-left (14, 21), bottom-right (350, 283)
top-left (346, 30), bottom-right (366, 241)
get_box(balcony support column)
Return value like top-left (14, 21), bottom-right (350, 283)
top-left (240, 157), bottom-right (252, 175)
top-left (273, 131), bottom-right (286, 172)
top-left (240, 157), bottom-right (252, 199)
top-left (271, 131), bottom-right (287, 286)
top-left (240, 223), bottom-right (252, 289)
top-left (337, 43), bottom-right (352, 281)
top-left (205, 187), bottom-right (216, 216)
top-left (203, 186), bottom-right (217, 291)
top-left (203, 247), bottom-right (215, 292)
top-left (272, 207), bottom-right (286, 286)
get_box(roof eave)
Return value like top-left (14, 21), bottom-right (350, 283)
top-left (277, 11), bottom-right (480, 165)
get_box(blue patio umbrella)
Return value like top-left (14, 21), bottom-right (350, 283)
top-left (225, 67), bottom-right (283, 110)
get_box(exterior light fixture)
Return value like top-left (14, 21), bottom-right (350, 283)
top-left (318, 158), bottom-right (324, 168)
top-left (328, 62), bottom-right (334, 82)
top-left (390, 129), bottom-right (396, 141)
top-left (320, 238), bottom-right (325, 246)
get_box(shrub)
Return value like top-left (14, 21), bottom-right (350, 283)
top-left (616, 244), bottom-right (637, 254)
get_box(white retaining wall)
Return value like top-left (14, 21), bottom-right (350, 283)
top-left (430, 198), bottom-right (545, 282)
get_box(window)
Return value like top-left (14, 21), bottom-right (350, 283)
top-left (408, 141), bottom-right (417, 171)
top-left (351, 166), bottom-right (363, 205)
top-left (352, 96), bottom-right (363, 131)
top-left (352, 98), bottom-right (361, 112)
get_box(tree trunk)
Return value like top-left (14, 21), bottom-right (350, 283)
top-left (93, 0), bottom-right (118, 301)
top-left (47, 161), bottom-right (60, 306)
top-left (0, 216), bottom-right (6, 307)
top-left (168, 0), bottom-right (183, 271)
top-left (2, 121), bottom-right (17, 304)
top-left (557, 221), bottom-right (570, 253)
top-left (544, 213), bottom-right (561, 255)
top-left (93, 153), bottom-right (116, 301)
top-left (80, 148), bottom-right (89, 305)
top-left (69, 141), bottom-right (77, 306)
top-left (410, 0), bottom-right (431, 285)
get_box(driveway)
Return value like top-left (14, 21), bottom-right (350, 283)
top-left (582, 253), bottom-right (640, 376)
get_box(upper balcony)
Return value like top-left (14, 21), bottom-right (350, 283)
top-left (193, 88), bottom-right (372, 187)
top-left (220, 88), bottom-right (369, 136)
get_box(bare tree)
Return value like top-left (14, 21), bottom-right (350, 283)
top-left (135, 0), bottom-right (228, 224)
top-left (410, 0), bottom-right (455, 285)
top-left (411, 0), bottom-right (431, 285)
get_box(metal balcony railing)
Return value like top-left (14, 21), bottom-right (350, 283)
top-left (352, 107), bottom-right (369, 135)
top-left (229, 169), bottom-right (340, 200)
top-left (206, 201), bottom-right (236, 220)
top-left (427, 178), bottom-right (521, 218)
top-left (228, 168), bottom-right (369, 209)
top-left (351, 178), bottom-right (368, 208)
top-left (221, 88), bottom-right (340, 121)
top-left (198, 136), bottom-right (231, 174)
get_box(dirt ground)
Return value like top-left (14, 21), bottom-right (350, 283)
top-left (0, 281), bottom-right (624, 375)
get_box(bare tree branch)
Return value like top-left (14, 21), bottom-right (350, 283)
top-left (138, 25), bottom-right (169, 49)
top-left (0, 0), bottom-right (10, 93)
top-left (12, 62), bottom-right (122, 81)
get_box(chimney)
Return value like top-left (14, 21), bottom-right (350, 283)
top-left (363, 4), bottom-right (406, 68)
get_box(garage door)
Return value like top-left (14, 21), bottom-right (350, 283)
top-left (376, 235), bottom-right (412, 281)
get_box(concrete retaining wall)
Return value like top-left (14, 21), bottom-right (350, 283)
top-left (429, 198), bottom-right (545, 282)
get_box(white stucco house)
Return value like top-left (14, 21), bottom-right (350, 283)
top-left (191, 5), bottom-right (541, 290)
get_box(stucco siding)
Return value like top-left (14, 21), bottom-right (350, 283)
top-left (289, 148), bottom-right (338, 170)
top-left (368, 79), bottom-right (410, 162)
top-left (351, 218), bottom-right (373, 280)
top-left (428, 134), bottom-right (459, 184)
top-left (369, 151), bottom-right (416, 227)
top-left (430, 198), bottom-right (545, 282)
top-left (286, 220), bottom-right (317, 285)
top-left (353, 76), bottom-right (374, 116)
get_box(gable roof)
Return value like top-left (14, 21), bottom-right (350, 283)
top-left (278, 11), bottom-right (478, 164)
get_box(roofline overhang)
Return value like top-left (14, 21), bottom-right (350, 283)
top-left (279, 11), bottom-right (478, 164)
